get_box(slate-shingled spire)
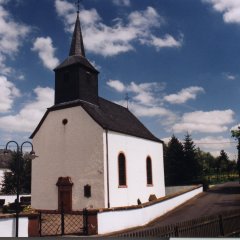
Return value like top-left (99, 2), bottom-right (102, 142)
top-left (69, 12), bottom-right (85, 57)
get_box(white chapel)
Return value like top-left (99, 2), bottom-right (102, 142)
top-left (30, 10), bottom-right (165, 211)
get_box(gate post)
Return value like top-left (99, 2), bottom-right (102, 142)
top-left (83, 208), bottom-right (88, 235)
top-left (39, 212), bottom-right (42, 237)
top-left (61, 202), bottom-right (65, 236)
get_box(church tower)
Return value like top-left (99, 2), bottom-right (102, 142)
top-left (54, 12), bottom-right (99, 105)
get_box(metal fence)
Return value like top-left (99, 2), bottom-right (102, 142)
top-left (39, 209), bottom-right (88, 237)
top-left (117, 209), bottom-right (240, 237)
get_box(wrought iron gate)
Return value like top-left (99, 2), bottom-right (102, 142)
top-left (39, 208), bottom-right (88, 236)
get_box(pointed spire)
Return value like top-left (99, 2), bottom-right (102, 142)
top-left (69, 12), bottom-right (86, 57)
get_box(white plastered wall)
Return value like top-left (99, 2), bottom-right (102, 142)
top-left (31, 106), bottom-right (105, 210)
top-left (105, 131), bottom-right (165, 208)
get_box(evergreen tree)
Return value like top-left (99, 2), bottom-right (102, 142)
top-left (183, 133), bottom-right (200, 183)
top-left (216, 150), bottom-right (229, 177)
top-left (1, 152), bottom-right (32, 194)
top-left (164, 135), bottom-right (185, 185)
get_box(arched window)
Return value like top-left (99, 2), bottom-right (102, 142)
top-left (118, 153), bottom-right (127, 187)
top-left (146, 157), bottom-right (153, 185)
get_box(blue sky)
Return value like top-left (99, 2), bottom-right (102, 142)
top-left (0, 0), bottom-right (240, 159)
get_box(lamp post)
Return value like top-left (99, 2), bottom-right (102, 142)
top-left (4, 141), bottom-right (35, 238)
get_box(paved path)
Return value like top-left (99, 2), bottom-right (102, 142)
top-left (148, 181), bottom-right (240, 227)
top-left (119, 181), bottom-right (240, 234)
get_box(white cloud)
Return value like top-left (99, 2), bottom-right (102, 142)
top-left (0, 3), bottom-right (30, 74)
top-left (142, 34), bottom-right (183, 50)
top-left (116, 100), bottom-right (177, 124)
top-left (55, 0), bottom-right (182, 56)
top-left (195, 136), bottom-right (232, 151)
top-left (225, 73), bottom-right (236, 80)
top-left (203, 0), bottom-right (240, 24)
top-left (172, 109), bottom-right (235, 133)
top-left (32, 37), bottom-right (60, 70)
top-left (107, 79), bottom-right (126, 92)
top-left (164, 86), bottom-right (205, 104)
top-left (107, 79), bottom-right (166, 106)
top-left (113, 0), bottom-right (131, 7)
top-left (0, 87), bottom-right (54, 133)
top-left (0, 76), bottom-right (20, 112)
top-left (0, 55), bottom-right (10, 75)
top-left (195, 136), bottom-right (236, 159)
top-left (107, 79), bottom-right (177, 124)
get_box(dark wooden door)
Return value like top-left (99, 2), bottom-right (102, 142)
top-left (59, 189), bottom-right (72, 212)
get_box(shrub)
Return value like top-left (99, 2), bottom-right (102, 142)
top-left (0, 199), bottom-right (5, 207)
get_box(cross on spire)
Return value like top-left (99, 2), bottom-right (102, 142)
top-left (75, 0), bottom-right (82, 14)
top-left (125, 93), bottom-right (130, 109)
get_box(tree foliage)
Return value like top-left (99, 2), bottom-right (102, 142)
top-left (183, 133), bottom-right (201, 182)
top-left (1, 151), bottom-right (32, 194)
top-left (164, 135), bottom-right (185, 185)
top-left (231, 127), bottom-right (240, 177)
top-left (164, 134), bottom-right (237, 186)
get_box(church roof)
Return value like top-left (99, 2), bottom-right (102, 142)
top-left (30, 98), bottom-right (163, 143)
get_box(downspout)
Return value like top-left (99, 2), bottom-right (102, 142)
top-left (105, 129), bottom-right (110, 208)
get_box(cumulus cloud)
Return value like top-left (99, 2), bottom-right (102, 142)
top-left (203, 0), bottom-right (240, 24)
top-left (172, 109), bottom-right (235, 133)
top-left (0, 2), bottom-right (30, 74)
top-left (32, 37), bottom-right (60, 70)
top-left (195, 136), bottom-right (233, 151)
top-left (142, 34), bottom-right (183, 50)
top-left (0, 87), bottom-right (54, 133)
top-left (116, 100), bottom-right (177, 124)
top-left (55, 0), bottom-right (182, 56)
top-left (107, 79), bottom-right (126, 92)
top-left (113, 0), bottom-right (131, 7)
top-left (195, 136), bottom-right (236, 159)
top-left (0, 76), bottom-right (20, 112)
top-left (164, 86), bottom-right (205, 104)
top-left (107, 79), bottom-right (166, 106)
top-left (107, 79), bottom-right (177, 124)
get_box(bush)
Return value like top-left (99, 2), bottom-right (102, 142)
top-left (2, 202), bottom-right (25, 214)
top-left (0, 199), bottom-right (5, 207)
top-left (20, 196), bottom-right (31, 205)
top-left (23, 205), bottom-right (36, 213)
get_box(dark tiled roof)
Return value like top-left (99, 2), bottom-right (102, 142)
top-left (54, 55), bottom-right (98, 73)
top-left (30, 98), bottom-right (163, 143)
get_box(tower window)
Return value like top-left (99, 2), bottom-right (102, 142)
top-left (146, 156), bottom-right (153, 186)
top-left (118, 153), bottom-right (127, 187)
